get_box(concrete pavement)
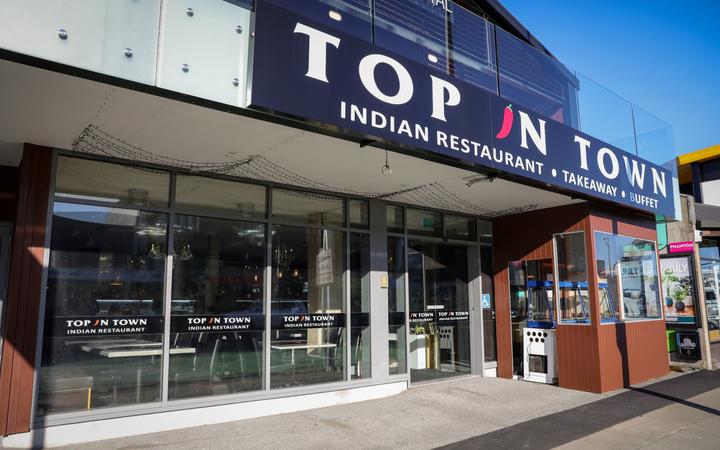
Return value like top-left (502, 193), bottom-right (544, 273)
top-left (40, 369), bottom-right (719, 450)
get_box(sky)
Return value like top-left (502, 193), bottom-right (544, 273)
top-left (500, 0), bottom-right (720, 155)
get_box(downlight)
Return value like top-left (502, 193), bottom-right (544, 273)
top-left (328, 10), bottom-right (342, 21)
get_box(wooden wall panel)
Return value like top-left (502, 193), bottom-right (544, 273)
top-left (588, 204), bottom-right (668, 391)
top-left (597, 320), bottom-right (668, 391)
top-left (493, 203), bottom-right (590, 379)
top-left (556, 324), bottom-right (600, 392)
top-left (0, 144), bottom-right (53, 436)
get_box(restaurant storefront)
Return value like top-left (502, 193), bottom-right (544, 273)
top-left (37, 152), bottom-right (495, 416)
top-left (0, 0), bottom-right (678, 446)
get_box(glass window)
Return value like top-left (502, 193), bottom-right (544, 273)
top-left (449, 4), bottom-right (498, 93)
top-left (374, 0), bottom-right (449, 73)
top-left (270, 226), bottom-right (345, 388)
top-left (478, 220), bottom-right (492, 244)
top-left (387, 236), bottom-right (406, 374)
top-left (555, 232), bottom-right (590, 323)
top-left (272, 189), bottom-right (344, 227)
top-left (445, 215), bottom-right (476, 241)
top-left (699, 240), bottom-right (720, 341)
top-left (480, 246), bottom-right (496, 362)
top-left (350, 233), bottom-right (371, 379)
top-left (175, 175), bottom-right (266, 220)
top-left (38, 203), bottom-right (167, 415)
top-left (594, 232), bottom-right (662, 320)
top-left (387, 205), bottom-right (404, 233)
top-left (349, 200), bottom-right (369, 229)
top-left (55, 156), bottom-right (169, 208)
top-left (495, 26), bottom-right (579, 127)
top-left (169, 216), bottom-right (265, 399)
top-left (406, 209), bottom-right (442, 237)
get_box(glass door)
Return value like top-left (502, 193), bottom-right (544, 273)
top-left (407, 240), bottom-right (470, 382)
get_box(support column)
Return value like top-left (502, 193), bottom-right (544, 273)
top-left (368, 200), bottom-right (389, 378)
top-left (0, 144), bottom-right (53, 436)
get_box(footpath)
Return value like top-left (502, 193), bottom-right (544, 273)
top-left (42, 369), bottom-right (719, 450)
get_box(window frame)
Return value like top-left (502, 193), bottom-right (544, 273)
top-left (593, 230), bottom-right (664, 324)
top-left (553, 231), bottom-right (591, 325)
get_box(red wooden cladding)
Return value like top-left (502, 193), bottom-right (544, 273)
top-left (493, 203), bottom-right (590, 380)
top-left (493, 202), bottom-right (667, 392)
top-left (589, 204), bottom-right (668, 392)
top-left (0, 144), bottom-right (53, 436)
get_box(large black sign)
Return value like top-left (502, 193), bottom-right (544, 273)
top-left (47, 316), bottom-right (164, 337)
top-left (250, 0), bottom-right (676, 218)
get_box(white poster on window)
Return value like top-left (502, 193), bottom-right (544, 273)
top-left (621, 259), bottom-right (643, 318)
top-left (316, 248), bottom-right (334, 286)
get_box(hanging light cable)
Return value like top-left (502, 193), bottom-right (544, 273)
top-left (381, 150), bottom-right (392, 175)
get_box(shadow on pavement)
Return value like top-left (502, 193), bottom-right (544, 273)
top-left (436, 370), bottom-right (720, 450)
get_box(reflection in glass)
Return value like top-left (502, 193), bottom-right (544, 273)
top-left (555, 232), bottom-right (590, 323)
top-left (388, 236), bottom-right (407, 374)
top-left (38, 203), bottom-right (167, 415)
top-left (449, 2), bottom-right (498, 93)
top-left (387, 205), bottom-right (404, 233)
top-left (349, 200), bottom-right (369, 229)
top-left (406, 209), bottom-right (442, 237)
top-left (169, 216), bottom-right (265, 399)
top-left (270, 226), bottom-right (345, 388)
top-left (350, 233), bottom-right (371, 379)
top-left (480, 246), bottom-right (496, 362)
top-left (495, 26), bottom-right (579, 127)
top-left (595, 232), bottom-right (661, 320)
top-left (699, 240), bottom-right (720, 341)
top-left (374, 0), bottom-right (448, 73)
top-left (272, 189), bottom-right (344, 227)
top-left (175, 175), bottom-right (266, 220)
top-left (508, 261), bottom-right (527, 375)
top-left (478, 220), bottom-right (492, 244)
top-left (408, 241), bottom-right (470, 382)
top-left (445, 215), bottom-right (476, 241)
top-left (55, 156), bottom-right (170, 208)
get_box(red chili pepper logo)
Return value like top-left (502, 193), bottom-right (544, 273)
top-left (496, 104), bottom-right (513, 139)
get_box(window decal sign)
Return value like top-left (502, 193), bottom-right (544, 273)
top-left (249, 0), bottom-right (676, 218)
top-left (171, 314), bottom-right (265, 332)
top-left (47, 316), bottom-right (164, 337)
top-left (272, 313), bottom-right (345, 329)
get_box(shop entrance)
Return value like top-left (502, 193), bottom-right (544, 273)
top-left (408, 240), bottom-right (471, 382)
